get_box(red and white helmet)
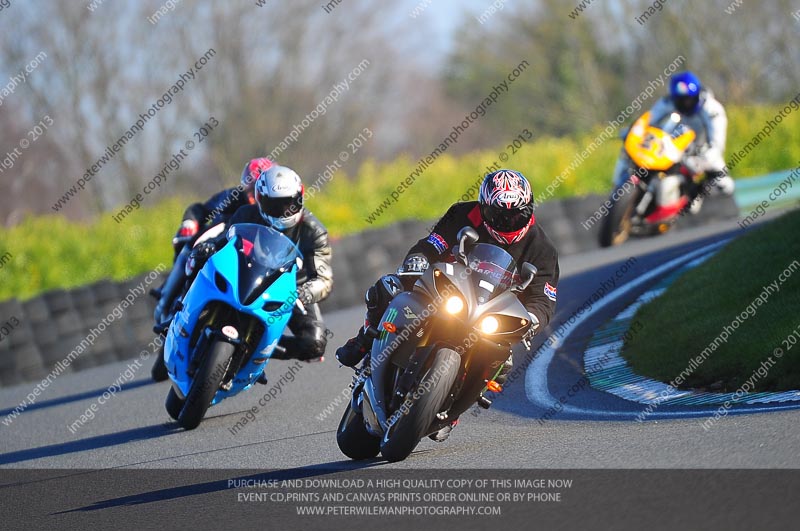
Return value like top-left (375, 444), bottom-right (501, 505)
top-left (478, 169), bottom-right (535, 245)
top-left (255, 165), bottom-right (304, 230)
top-left (240, 157), bottom-right (274, 203)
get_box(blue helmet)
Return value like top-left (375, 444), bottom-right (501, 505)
top-left (669, 71), bottom-right (702, 115)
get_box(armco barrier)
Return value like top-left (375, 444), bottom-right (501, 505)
top-left (0, 193), bottom-right (738, 386)
top-left (734, 168), bottom-right (800, 215)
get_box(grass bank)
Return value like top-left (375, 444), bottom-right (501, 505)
top-left (621, 208), bottom-right (800, 392)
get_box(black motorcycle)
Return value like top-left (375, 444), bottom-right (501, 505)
top-left (337, 227), bottom-right (536, 462)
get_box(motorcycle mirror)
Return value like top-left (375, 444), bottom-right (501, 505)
top-left (456, 226), bottom-right (479, 264)
top-left (514, 262), bottom-right (537, 292)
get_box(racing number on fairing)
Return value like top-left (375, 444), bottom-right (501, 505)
top-left (639, 133), bottom-right (664, 156)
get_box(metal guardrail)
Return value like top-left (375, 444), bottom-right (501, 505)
top-left (0, 182), bottom-right (753, 387)
top-left (733, 169), bottom-right (800, 214)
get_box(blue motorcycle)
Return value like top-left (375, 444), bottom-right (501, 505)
top-left (163, 223), bottom-right (300, 430)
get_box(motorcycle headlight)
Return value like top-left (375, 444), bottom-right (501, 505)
top-left (479, 315), bottom-right (499, 334)
top-left (445, 296), bottom-right (464, 315)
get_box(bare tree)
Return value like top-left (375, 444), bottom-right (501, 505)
top-left (2, 0), bottom-right (796, 225)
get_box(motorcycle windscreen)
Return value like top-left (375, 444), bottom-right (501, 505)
top-left (226, 224), bottom-right (301, 305)
top-left (465, 243), bottom-right (520, 302)
top-left (648, 112), bottom-right (698, 147)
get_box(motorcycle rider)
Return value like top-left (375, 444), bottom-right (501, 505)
top-left (171, 157), bottom-right (274, 256)
top-left (185, 164), bottom-right (334, 365)
top-left (335, 169), bottom-right (559, 441)
top-left (612, 71), bottom-right (735, 206)
top-left (150, 157), bottom-right (274, 381)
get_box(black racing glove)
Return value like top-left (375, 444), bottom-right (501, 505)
top-left (296, 283), bottom-right (315, 307)
top-left (185, 241), bottom-right (217, 279)
top-left (524, 312), bottom-right (540, 339)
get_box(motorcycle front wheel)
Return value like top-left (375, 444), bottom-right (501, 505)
top-left (599, 183), bottom-right (641, 247)
top-left (177, 340), bottom-right (233, 430)
top-left (336, 403), bottom-right (381, 460)
top-left (165, 387), bottom-right (184, 420)
top-left (380, 348), bottom-right (460, 463)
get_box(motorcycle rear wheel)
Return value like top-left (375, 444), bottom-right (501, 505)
top-left (151, 342), bottom-right (169, 382)
top-left (380, 348), bottom-right (460, 463)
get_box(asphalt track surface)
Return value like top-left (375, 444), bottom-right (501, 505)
top-left (3, 213), bottom-right (800, 472)
top-left (4, 213), bottom-right (800, 529)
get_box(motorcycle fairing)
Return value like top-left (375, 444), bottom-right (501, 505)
top-left (165, 231), bottom-right (297, 403)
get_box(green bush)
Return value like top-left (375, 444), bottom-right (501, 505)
top-left (1, 104), bottom-right (797, 301)
top-left (0, 198), bottom-right (183, 300)
top-left (309, 104), bottom-right (800, 233)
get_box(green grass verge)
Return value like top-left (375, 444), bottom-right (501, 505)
top-left (1, 104), bottom-right (798, 301)
top-left (621, 208), bottom-right (800, 392)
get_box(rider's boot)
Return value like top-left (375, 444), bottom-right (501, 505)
top-left (335, 327), bottom-right (373, 367)
top-left (429, 419), bottom-right (459, 442)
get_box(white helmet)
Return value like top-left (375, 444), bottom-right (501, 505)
top-left (254, 165), bottom-right (304, 230)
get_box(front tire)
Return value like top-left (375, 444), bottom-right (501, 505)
top-left (177, 340), bottom-right (233, 430)
top-left (165, 387), bottom-right (184, 420)
top-left (599, 183), bottom-right (640, 247)
top-left (380, 348), bottom-right (460, 463)
top-left (336, 403), bottom-right (381, 460)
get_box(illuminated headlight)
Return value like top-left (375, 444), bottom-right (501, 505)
top-left (445, 296), bottom-right (464, 314)
top-left (479, 316), bottom-right (499, 334)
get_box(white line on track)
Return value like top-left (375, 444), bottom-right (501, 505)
top-left (520, 237), bottom-right (794, 420)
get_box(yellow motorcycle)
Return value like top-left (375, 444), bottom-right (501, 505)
top-left (599, 111), bottom-right (703, 247)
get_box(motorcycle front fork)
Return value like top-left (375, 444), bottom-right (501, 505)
top-left (634, 188), bottom-right (654, 220)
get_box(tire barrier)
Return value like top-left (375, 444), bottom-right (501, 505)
top-left (0, 193), bottom-right (738, 386)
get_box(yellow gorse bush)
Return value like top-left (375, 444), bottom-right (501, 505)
top-left (1, 105), bottom-right (796, 300)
